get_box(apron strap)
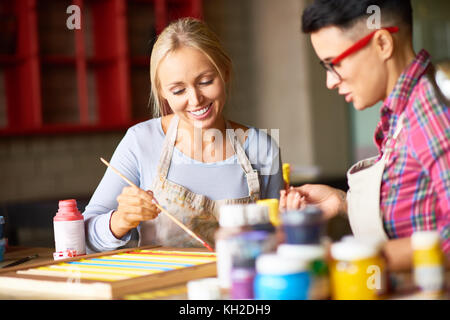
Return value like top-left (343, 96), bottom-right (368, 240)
top-left (225, 123), bottom-right (260, 200)
top-left (156, 115), bottom-right (261, 200)
top-left (157, 115), bottom-right (180, 179)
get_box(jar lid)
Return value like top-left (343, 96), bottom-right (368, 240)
top-left (187, 277), bottom-right (222, 300)
top-left (245, 204), bottom-right (270, 225)
top-left (256, 253), bottom-right (308, 275)
top-left (0, 216), bottom-right (4, 224)
top-left (277, 244), bottom-right (325, 261)
top-left (341, 235), bottom-right (386, 251)
top-left (219, 204), bottom-right (246, 227)
top-left (411, 230), bottom-right (441, 250)
top-left (331, 241), bottom-right (379, 261)
top-left (281, 206), bottom-right (323, 225)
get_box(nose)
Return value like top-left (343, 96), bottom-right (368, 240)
top-left (188, 88), bottom-right (203, 107)
top-left (326, 70), bottom-right (340, 90)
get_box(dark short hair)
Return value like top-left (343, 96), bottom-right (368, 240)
top-left (302, 0), bottom-right (413, 34)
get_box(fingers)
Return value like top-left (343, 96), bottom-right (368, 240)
top-left (279, 190), bottom-right (287, 212)
top-left (116, 186), bottom-right (161, 222)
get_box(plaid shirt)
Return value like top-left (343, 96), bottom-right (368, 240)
top-left (374, 49), bottom-right (450, 255)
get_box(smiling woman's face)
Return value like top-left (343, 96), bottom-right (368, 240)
top-left (158, 46), bottom-right (227, 130)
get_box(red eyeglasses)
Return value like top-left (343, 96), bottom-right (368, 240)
top-left (319, 26), bottom-right (399, 80)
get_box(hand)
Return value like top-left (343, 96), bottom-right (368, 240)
top-left (279, 187), bottom-right (306, 212)
top-left (110, 187), bottom-right (161, 239)
top-left (280, 184), bottom-right (347, 220)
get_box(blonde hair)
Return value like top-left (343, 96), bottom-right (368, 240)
top-left (150, 18), bottom-right (232, 117)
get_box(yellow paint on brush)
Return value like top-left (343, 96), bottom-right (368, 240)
top-left (282, 163), bottom-right (291, 185)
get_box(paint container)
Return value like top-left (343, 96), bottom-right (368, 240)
top-left (53, 199), bottom-right (86, 259)
top-left (277, 243), bottom-right (330, 300)
top-left (330, 239), bottom-right (387, 300)
top-left (254, 253), bottom-right (310, 300)
top-left (187, 277), bottom-right (222, 300)
top-left (281, 206), bottom-right (324, 244)
top-left (245, 204), bottom-right (275, 233)
top-left (215, 204), bottom-right (248, 289)
top-left (0, 216), bottom-right (4, 239)
top-left (411, 231), bottom-right (445, 297)
top-left (229, 230), bottom-right (275, 300)
top-left (0, 238), bottom-right (5, 262)
top-left (256, 199), bottom-right (280, 227)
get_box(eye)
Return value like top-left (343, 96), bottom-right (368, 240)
top-left (172, 88), bottom-right (185, 95)
top-left (199, 79), bottom-right (213, 86)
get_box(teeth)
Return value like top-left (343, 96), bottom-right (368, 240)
top-left (190, 104), bottom-right (210, 116)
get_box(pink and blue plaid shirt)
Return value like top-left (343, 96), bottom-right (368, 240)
top-left (374, 49), bottom-right (450, 255)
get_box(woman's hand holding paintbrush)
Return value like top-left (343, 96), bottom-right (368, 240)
top-left (110, 187), bottom-right (161, 239)
top-left (101, 158), bottom-right (214, 252)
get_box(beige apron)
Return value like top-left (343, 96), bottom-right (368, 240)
top-left (346, 113), bottom-right (406, 243)
top-left (139, 115), bottom-right (261, 248)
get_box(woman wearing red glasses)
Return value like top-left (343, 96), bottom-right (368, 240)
top-left (281, 0), bottom-right (449, 271)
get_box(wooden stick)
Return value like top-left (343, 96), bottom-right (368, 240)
top-left (100, 158), bottom-right (214, 252)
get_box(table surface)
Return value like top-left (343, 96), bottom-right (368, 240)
top-left (0, 246), bottom-right (448, 300)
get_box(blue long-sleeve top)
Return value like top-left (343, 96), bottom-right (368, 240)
top-left (83, 117), bottom-right (283, 253)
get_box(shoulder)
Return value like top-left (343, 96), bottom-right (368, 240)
top-left (126, 117), bottom-right (164, 138)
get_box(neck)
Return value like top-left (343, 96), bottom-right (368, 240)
top-left (385, 44), bottom-right (416, 99)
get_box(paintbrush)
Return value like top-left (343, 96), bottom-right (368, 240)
top-left (100, 157), bottom-right (214, 252)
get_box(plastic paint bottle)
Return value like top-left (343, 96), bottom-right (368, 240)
top-left (53, 199), bottom-right (86, 259)
top-left (254, 253), bottom-right (311, 300)
top-left (281, 206), bottom-right (324, 245)
top-left (411, 231), bottom-right (445, 297)
top-left (187, 277), bottom-right (222, 300)
top-left (230, 230), bottom-right (274, 300)
top-left (256, 199), bottom-right (280, 227)
top-left (215, 204), bottom-right (248, 289)
top-left (330, 239), bottom-right (387, 300)
top-left (277, 243), bottom-right (330, 300)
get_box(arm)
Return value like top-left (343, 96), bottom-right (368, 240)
top-left (83, 128), bottom-right (159, 252)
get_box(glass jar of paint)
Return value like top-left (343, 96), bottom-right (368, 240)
top-left (215, 204), bottom-right (248, 289)
top-left (281, 206), bottom-right (324, 244)
top-left (277, 243), bottom-right (330, 300)
top-left (254, 253), bottom-right (311, 300)
top-left (411, 231), bottom-right (445, 296)
top-left (230, 255), bottom-right (256, 300)
top-left (229, 230), bottom-right (275, 299)
top-left (330, 239), bottom-right (387, 300)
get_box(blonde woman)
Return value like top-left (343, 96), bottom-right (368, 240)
top-left (83, 18), bottom-right (283, 252)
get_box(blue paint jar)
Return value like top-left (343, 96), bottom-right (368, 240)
top-left (281, 206), bottom-right (324, 244)
top-left (254, 253), bottom-right (310, 300)
top-left (0, 238), bottom-right (5, 262)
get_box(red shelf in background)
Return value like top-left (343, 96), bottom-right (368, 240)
top-left (0, 0), bottom-right (202, 136)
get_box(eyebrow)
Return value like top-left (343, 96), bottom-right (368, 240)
top-left (167, 70), bottom-right (216, 87)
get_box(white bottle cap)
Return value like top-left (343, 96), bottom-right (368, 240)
top-left (219, 204), bottom-right (246, 227)
top-left (277, 244), bottom-right (325, 261)
top-left (245, 204), bottom-right (270, 225)
top-left (411, 231), bottom-right (441, 250)
top-left (341, 235), bottom-right (385, 251)
top-left (256, 253), bottom-right (308, 275)
top-left (331, 240), bottom-right (379, 261)
top-left (187, 277), bottom-right (222, 300)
